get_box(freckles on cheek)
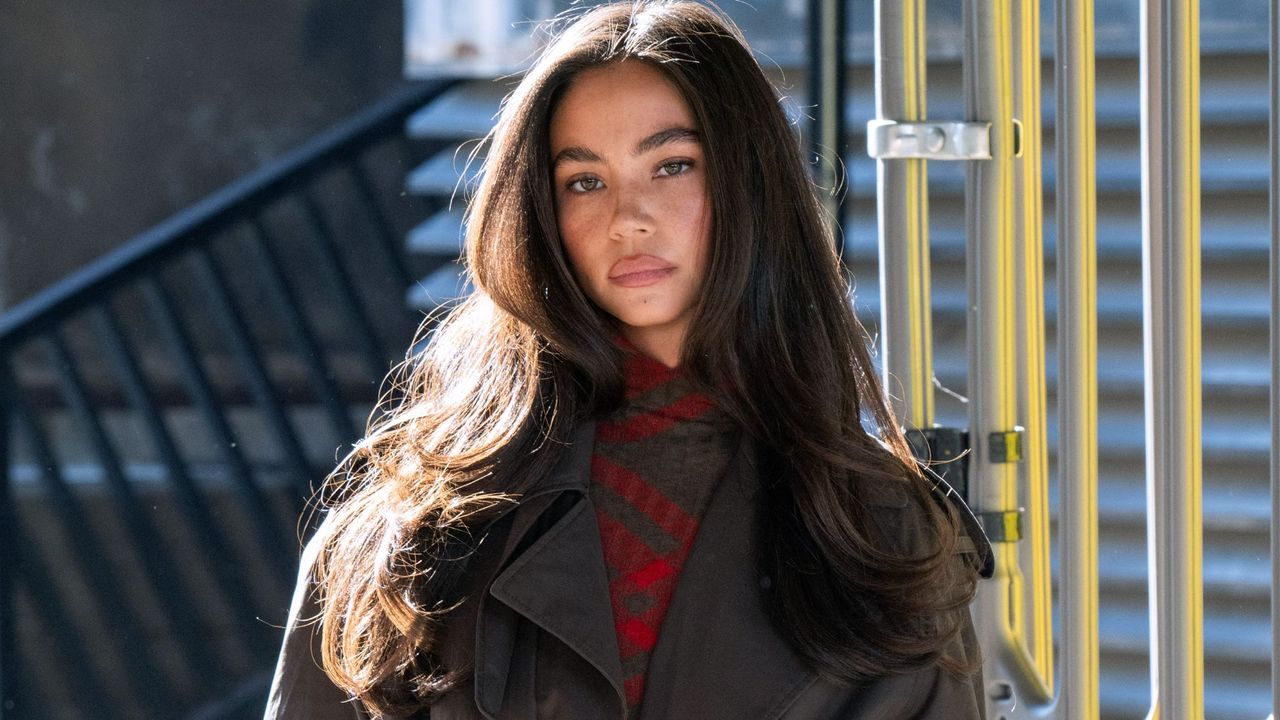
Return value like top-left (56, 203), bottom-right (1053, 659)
top-left (660, 186), bottom-right (709, 227)
top-left (557, 208), bottom-right (598, 282)
top-left (557, 219), bottom-right (581, 255)
top-left (560, 210), bottom-right (590, 243)
top-left (554, 199), bottom-right (582, 237)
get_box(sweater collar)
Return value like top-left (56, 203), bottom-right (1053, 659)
top-left (611, 333), bottom-right (683, 400)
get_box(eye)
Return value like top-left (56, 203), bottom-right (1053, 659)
top-left (656, 160), bottom-right (693, 177)
top-left (566, 176), bottom-right (603, 193)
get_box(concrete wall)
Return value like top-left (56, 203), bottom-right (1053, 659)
top-left (0, 1), bottom-right (404, 309)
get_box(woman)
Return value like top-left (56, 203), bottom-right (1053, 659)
top-left (265, 2), bottom-right (992, 718)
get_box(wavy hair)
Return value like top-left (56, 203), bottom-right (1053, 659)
top-left (310, 2), bottom-right (980, 715)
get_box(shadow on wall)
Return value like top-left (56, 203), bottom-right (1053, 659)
top-left (0, 1), bottom-right (404, 310)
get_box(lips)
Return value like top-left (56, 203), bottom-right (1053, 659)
top-left (608, 255), bottom-right (676, 288)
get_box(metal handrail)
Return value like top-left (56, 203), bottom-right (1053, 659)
top-left (871, 0), bottom-right (935, 429)
top-left (0, 78), bottom-right (457, 719)
top-left (868, 0), bottom-right (1065, 713)
top-left (962, 0), bottom-right (1056, 711)
top-left (0, 80), bottom-right (454, 351)
top-left (1140, 0), bottom-right (1206, 716)
top-left (1056, 0), bottom-right (1102, 716)
top-left (808, 0), bottom-right (848, 257)
top-left (1010, 0), bottom-right (1054, 689)
top-left (867, 0), bottom-right (1275, 714)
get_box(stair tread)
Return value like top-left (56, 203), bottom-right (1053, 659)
top-left (406, 147), bottom-right (483, 197)
top-left (405, 80), bottom-right (503, 140)
top-left (407, 206), bottom-right (467, 255)
top-left (405, 263), bottom-right (472, 308)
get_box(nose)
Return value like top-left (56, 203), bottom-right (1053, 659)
top-left (607, 185), bottom-right (654, 242)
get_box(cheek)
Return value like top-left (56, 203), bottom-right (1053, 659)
top-left (556, 204), bottom-right (602, 280)
top-left (658, 186), bottom-right (712, 264)
top-left (655, 176), bottom-right (707, 220)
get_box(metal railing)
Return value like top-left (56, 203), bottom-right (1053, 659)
top-left (863, 0), bottom-right (1277, 717)
top-left (0, 79), bottom-right (455, 720)
top-left (1141, 0), bottom-right (1204, 716)
top-left (1056, 0), bottom-right (1101, 715)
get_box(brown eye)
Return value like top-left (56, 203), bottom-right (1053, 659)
top-left (656, 160), bottom-right (693, 177)
top-left (567, 176), bottom-right (603, 193)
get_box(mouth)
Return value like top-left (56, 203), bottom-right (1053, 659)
top-left (609, 267), bottom-right (676, 287)
top-left (608, 255), bottom-right (676, 288)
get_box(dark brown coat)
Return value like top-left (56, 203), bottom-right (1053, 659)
top-left (264, 421), bottom-right (990, 719)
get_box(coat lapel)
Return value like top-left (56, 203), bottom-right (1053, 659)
top-left (636, 430), bottom-right (819, 720)
top-left (472, 421), bottom-right (818, 720)
top-left (474, 419), bottom-right (628, 718)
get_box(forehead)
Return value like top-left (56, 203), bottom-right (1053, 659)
top-left (549, 61), bottom-right (699, 149)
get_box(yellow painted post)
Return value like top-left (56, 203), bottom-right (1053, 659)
top-left (1055, 0), bottom-right (1101, 716)
top-left (1010, 0), bottom-right (1054, 689)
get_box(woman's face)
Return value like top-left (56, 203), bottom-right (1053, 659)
top-left (549, 60), bottom-right (712, 367)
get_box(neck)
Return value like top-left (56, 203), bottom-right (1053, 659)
top-left (619, 325), bottom-right (684, 369)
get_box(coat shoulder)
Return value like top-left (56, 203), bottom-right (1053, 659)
top-left (263, 512), bottom-right (370, 720)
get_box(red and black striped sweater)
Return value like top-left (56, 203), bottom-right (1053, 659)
top-left (588, 341), bottom-right (741, 715)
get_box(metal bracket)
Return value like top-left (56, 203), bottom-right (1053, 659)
top-left (866, 120), bottom-right (992, 160)
top-left (978, 509), bottom-right (1024, 543)
top-left (988, 428), bottom-right (1025, 463)
top-left (904, 426), bottom-right (970, 503)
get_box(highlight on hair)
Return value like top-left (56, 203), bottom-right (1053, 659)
top-left (307, 2), bottom-right (982, 715)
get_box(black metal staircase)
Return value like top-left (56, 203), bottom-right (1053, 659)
top-left (0, 79), bottom-right (457, 720)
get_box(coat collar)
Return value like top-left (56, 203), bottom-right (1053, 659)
top-left (474, 418), bottom-right (626, 717)
top-left (635, 427), bottom-right (819, 719)
top-left (473, 419), bottom-right (819, 720)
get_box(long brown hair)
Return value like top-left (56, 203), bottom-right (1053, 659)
top-left (311, 2), bottom-right (980, 715)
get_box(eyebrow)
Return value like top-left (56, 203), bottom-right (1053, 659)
top-left (551, 125), bottom-right (701, 171)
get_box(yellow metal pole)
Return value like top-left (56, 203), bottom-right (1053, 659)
top-left (965, 0), bottom-right (1053, 713)
top-left (1010, 0), bottom-right (1054, 689)
top-left (873, 0), bottom-right (934, 429)
top-left (1055, 0), bottom-right (1101, 716)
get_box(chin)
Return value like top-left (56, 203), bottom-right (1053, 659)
top-left (611, 309), bottom-right (683, 333)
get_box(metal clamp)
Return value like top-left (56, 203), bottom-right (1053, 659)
top-left (905, 426), bottom-right (970, 502)
top-left (865, 120), bottom-right (992, 160)
top-left (978, 509), bottom-right (1024, 543)
top-left (988, 428), bottom-right (1025, 463)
